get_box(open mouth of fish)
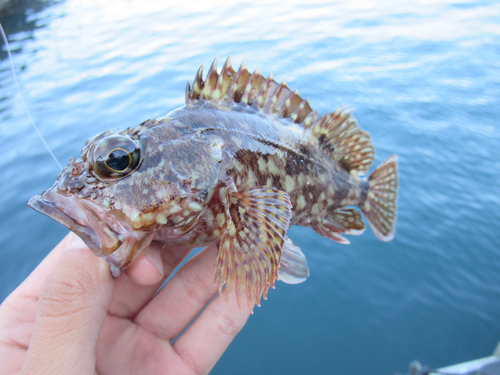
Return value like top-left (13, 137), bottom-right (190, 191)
top-left (28, 188), bottom-right (122, 257)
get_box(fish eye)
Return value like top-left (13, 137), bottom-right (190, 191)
top-left (106, 148), bottom-right (131, 172)
top-left (92, 136), bottom-right (141, 179)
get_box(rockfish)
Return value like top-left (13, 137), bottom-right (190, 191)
top-left (28, 57), bottom-right (398, 309)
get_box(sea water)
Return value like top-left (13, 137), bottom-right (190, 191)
top-left (1, 0), bottom-right (499, 374)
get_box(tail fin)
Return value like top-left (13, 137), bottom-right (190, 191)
top-left (360, 155), bottom-right (398, 241)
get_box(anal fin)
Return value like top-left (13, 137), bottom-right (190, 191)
top-left (215, 186), bottom-right (292, 311)
top-left (313, 208), bottom-right (365, 244)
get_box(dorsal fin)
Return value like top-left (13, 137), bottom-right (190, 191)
top-left (186, 56), bottom-right (315, 123)
top-left (186, 57), bottom-right (374, 174)
top-left (309, 108), bottom-right (375, 174)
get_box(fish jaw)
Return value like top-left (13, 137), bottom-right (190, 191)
top-left (28, 186), bottom-right (123, 257)
top-left (28, 187), bottom-right (158, 276)
top-left (102, 231), bottom-right (156, 277)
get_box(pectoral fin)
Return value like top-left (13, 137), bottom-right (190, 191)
top-left (278, 237), bottom-right (309, 284)
top-left (215, 186), bottom-right (292, 310)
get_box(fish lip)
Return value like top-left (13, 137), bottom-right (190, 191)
top-left (27, 189), bottom-right (121, 256)
top-left (28, 194), bottom-right (102, 252)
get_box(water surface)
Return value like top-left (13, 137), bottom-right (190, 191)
top-left (1, 0), bottom-right (499, 374)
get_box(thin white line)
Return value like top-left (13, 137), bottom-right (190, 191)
top-left (0, 22), bottom-right (62, 170)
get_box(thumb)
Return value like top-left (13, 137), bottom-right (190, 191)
top-left (22, 233), bottom-right (114, 375)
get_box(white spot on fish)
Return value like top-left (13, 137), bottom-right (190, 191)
top-left (311, 203), bottom-right (320, 215)
top-left (285, 175), bottom-right (296, 191)
top-left (296, 195), bottom-right (306, 210)
top-left (217, 213), bottom-right (226, 227)
top-left (258, 158), bottom-right (267, 171)
top-left (156, 214), bottom-right (167, 224)
top-left (247, 169), bottom-right (257, 186)
top-left (267, 160), bottom-right (279, 174)
top-left (190, 202), bottom-right (203, 212)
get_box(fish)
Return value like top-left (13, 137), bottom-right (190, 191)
top-left (28, 57), bottom-right (398, 309)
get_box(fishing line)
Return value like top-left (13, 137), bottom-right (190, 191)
top-left (0, 22), bottom-right (62, 170)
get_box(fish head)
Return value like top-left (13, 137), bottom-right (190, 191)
top-left (28, 127), bottom-right (219, 275)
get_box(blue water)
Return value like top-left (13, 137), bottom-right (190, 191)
top-left (1, 0), bottom-right (499, 373)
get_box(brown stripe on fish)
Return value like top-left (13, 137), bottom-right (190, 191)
top-left (225, 149), bottom-right (336, 226)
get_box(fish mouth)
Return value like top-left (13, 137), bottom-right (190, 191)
top-left (28, 188), bottom-right (122, 257)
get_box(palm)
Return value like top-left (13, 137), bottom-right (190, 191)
top-left (0, 236), bottom-right (250, 375)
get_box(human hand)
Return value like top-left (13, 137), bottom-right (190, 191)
top-left (0, 233), bottom-right (251, 374)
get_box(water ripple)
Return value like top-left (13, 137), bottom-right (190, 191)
top-left (1, 1), bottom-right (499, 374)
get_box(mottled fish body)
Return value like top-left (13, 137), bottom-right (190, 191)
top-left (29, 57), bottom-right (398, 309)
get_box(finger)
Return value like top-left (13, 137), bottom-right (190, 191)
top-left (107, 244), bottom-right (194, 319)
top-left (2, 233), bottom-right (72, 310)
top-left (173, 291), bottom-right (252, 375)
top-left (21, 235), bottom-right (114, 374)
top-left (0, 233), bottom-right (80, 375)
top-left (134, 244), bottom-right (218, 341)
top-left (0, 233), bottom-right (73, 351)
top-left (125, 243), bottom-right (165, 286)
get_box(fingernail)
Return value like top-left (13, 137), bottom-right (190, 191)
top-left (66, 232), bottom-right (87, 251)
top-left (145, 247), bottom-right (164, 277)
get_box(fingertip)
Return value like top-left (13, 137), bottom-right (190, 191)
top-left (62, 233), bottom-right (111, 279)
top-left (65, 232), bottom-right (87, 251)
top-left (125, 245), bottom-right (164, 286)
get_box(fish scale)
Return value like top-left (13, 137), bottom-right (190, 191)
top-left (28, 57), bottom-right (398, 310)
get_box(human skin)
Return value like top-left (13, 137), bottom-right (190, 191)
top-left (0, 233), bottom-right (251, 374)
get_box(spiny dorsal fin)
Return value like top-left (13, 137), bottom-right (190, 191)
top-left (186, 56), bottom-right (315, 124)
top-left (186, 57), bottom-right (374, 174)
